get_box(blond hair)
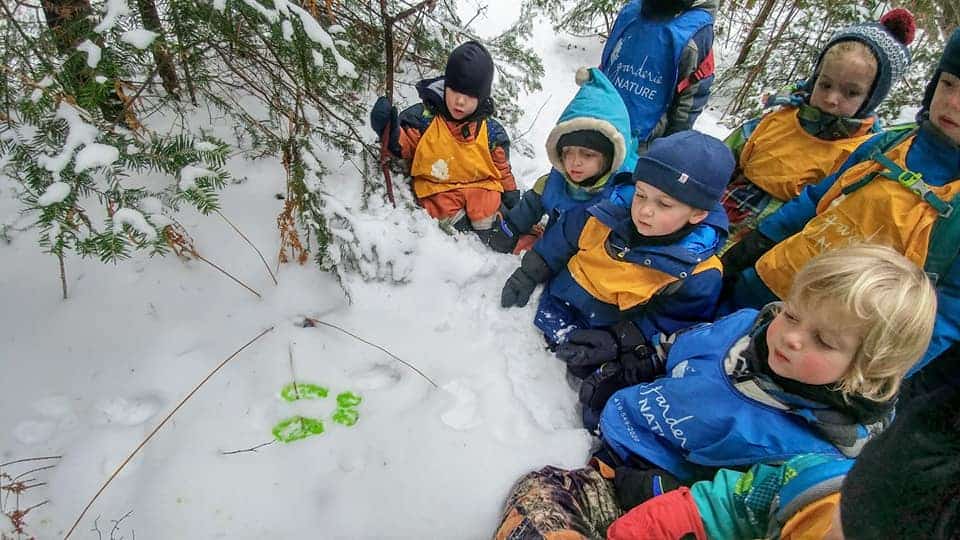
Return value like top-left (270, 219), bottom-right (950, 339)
top-left (788, 244), bottom-right (936, 401)
top-left (821, 40), bottom-right (877, 72)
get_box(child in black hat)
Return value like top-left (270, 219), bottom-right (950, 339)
top-left (369, 41), bottom-right (518, 239)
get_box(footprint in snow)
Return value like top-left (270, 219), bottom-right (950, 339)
top-left (440, 380), bottom-right (482, 431)
top-left (92, 395), bottom-right (162, 426)
top-left (13, 419), bottom-right (57, 445)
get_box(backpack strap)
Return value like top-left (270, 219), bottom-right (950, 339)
top-left (925, 191), bottom-right (960, 283)
top-left (676, 49), bottom-right (714, 94)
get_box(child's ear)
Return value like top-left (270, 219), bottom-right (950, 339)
top-left (688, 209), bottom-right (709, 225)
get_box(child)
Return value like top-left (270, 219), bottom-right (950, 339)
top-left (721, 27), bottom-right (960, 375)
top-left (607, 344), bottom-right (960, 540)
top-left (721, 9), bottom-right (914, 249)
top-left (500, 130), bottom-right (733, 379)
top-left (601, 0), bottom-right (717, 155)
top-left (488, 67), bottom-right (633, 254)
top-left (369, 41), bottom-right (518, 239)
top-left (493, 245), bottom-right (937, 540)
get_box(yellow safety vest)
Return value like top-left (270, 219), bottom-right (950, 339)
top-left (741, 108), bottom-right (874, 201)
top-left (568, 217), bottom-right (722, 310)
top-left (757, 136), bottom-right (960, 298)
top-left (409, 117), bottom-right (502, 199)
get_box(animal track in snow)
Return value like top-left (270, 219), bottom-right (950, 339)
top-left (92, 395), bottom-right (162, 426)
top-left (440, 380), bottom-right (482, 431)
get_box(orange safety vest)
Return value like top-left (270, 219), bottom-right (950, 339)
top-left (740, 108), bottom-right (874, 201)
top-left (567, 217), bottom-right (722, 310)
top-left (409, 117), bottom-right (502, 199)
top-left (756, 135), bottom-right (960, 298)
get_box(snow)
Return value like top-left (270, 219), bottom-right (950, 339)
top-left (37, 181), bottom-right (71, 206)
top-left (179, 165), bottom-right (217, 191)
top-left (0, 5), bottom-right (736, 539)
top-left (37, 102), bottom-right (100, 174)
top-left (74, 143), bottom-right (120, 173)
top-left (112, 207), bottom-right (157, 240)
top-left (121, 29), bottom-right (159, 50)
top-left (77, 39), bottom-right (102, 69)
top-left (93, 0), bottom-right (132, 33)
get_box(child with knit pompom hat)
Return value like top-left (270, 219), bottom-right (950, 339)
top-left (720, 9), bottom-right (915, 250)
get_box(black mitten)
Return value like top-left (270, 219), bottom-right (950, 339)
top-left (556, 329), bottom-right (619, 367)
top-left (720, 229), bottom-right (776, 277)
top-left (370, 96), bottom-right (400, 155)
top-left (500, 250), bottom-right (551, 308)
top-left (613, 465), bottom-right (682, 510)
top-left (501, 189), bottom-right (521, 210)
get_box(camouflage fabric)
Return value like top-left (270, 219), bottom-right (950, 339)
top-left (494, 466), bottom-right (622, 540)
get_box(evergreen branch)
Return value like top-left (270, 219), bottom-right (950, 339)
top-left (62, 326), bottom-right (275, 540)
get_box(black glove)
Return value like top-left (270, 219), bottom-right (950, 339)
top-left (486, 213), bottom-right (519, 254)
top-left (370, 96), bottom-right (400, 155)
top-left (613, 465), bottom-right (682, 510)
top-left (578, 361), bottom-right (629, 413)
top-left (556, 329), bottom-right (619, 367)
top-left (621, 342), bottom-right (664, 385)
top-left (501, 250), bottom-right (551, 308)
top-left (501, 189), bottom-right (521, 210)
top-left (720, 229), bottom-right (776, 278)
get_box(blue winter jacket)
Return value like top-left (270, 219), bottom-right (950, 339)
top-left (600, 308), bottom-right (886, 481)
top-left (757, 120), bottom-right (960, 370)
top-left (534, 194), bottom-right (727, 343)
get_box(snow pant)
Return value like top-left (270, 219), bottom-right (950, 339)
top-left (419, 187), bottom-right (502, 229)
top-left (493, 465), bottom-right (621, 540)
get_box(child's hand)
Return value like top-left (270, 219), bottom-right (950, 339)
top-left (500, 251), bottom-right (551, 308)
top-left (370, 96), bottom-right (400, 154)
top-left (556, 329), bottom-right (619, 367)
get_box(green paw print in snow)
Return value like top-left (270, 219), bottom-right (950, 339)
top-left (272, 383), bottom-right (362, 443)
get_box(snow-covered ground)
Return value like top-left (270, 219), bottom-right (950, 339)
top-left (0, 5), bottom-right (732, 539)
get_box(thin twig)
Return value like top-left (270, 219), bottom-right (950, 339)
top-left (63, 326), bottom-right (275, 539)
top-left (288, 341), bottom-right (300, 399)
top-left (0, 456), bottom-right (61, 468)
top-left (194, 254), bottom-right (262, 299)
top-left (301, 317), bottom-right (438, 388)
top-left (515, 96), bottom-right (552, 140)
top-left (220, 440), bottom-right (276, 455)
top-left (58, 251), bottom-right (68, 300)
top-left (109, 509), bottom-right (134, 539)
top-left (215, 210), bottom-right (277, 285)
top-left (10, 465), bottom-right (57, 482)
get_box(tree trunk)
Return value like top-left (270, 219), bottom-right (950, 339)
top-left (42, 0), bottom-right (125, 122)
top-left (134, 0), bottom-right (181, 98)
top-left (734, 0), bottom-right (777, 67)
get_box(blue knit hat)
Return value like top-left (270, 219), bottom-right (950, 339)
top-left (632, 131), bottom-right (735, 210)
top-left (921, 28), bottom-right (960, 113)
top-left (813, 9), bottom-right (914, 118)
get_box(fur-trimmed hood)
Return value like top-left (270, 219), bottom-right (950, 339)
top-left (545, 67), bottom-right (634, 181)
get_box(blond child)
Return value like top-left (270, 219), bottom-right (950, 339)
top-left (721, 10), bottom-right (914, 249)
top-left (495, 245), bottom-right (936, 539)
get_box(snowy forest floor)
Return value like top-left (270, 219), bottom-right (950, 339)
top-left (0, 3), bottom-right (737, 538)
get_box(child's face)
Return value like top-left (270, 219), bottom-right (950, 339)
top-left (445, 87), bottom-right (479, 120)
top-left (630, 180), bottom-right (708, 237)
top-left (562, 145), bottom-right (606, 183)
top-left (929, 71), bottom-right (960, 145)
top-left (809, 50), bottom-right (875, 117)
top-left (765, 301), bottom-right (862, 386)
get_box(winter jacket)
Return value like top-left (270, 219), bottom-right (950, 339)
top-left (599, 307), bottom-right (890, 481)
top-left (504, 67), bottom-right (633, 238)
top-left (396, 77), bottom-right (516, 198)
top-left (608, 454), bottom-right (851, 540)
top-left (752, 120), bottom-right (960, 370)
top-left (600, 0), bottom-right (716, 150)
top-left (533, 194), bottom-right (727, 344)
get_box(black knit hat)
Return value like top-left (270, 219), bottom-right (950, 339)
top-left (813, 9), bottom-right (914, 118)
top-left (557, 130), bottom-right (615, 168)
top-left (444, 41), bottom-right (494, 101)
top-left (922, 27), bottom-right (960, 112)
